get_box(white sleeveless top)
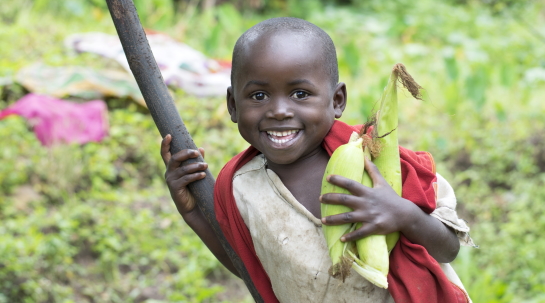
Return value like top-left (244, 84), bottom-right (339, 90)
top-left (233, 154), bottom-right (472, 303)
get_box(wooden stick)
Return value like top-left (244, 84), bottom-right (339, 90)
top-left (104, 1), bottom-right (263, 301)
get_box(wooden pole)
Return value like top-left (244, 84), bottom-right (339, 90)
top-left (104, 1), bottom-right (263, 301)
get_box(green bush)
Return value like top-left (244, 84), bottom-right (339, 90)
top-left (1, 0), bottom-right (545, 302)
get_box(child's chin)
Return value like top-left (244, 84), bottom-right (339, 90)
top-left (262, 151), bottom-right (300, 166)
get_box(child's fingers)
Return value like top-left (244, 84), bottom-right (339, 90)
top-left (321, 211), bottom-right (360, 226)
top-left (169, 162), bottom-right (208, 180)
top-left (161, 134), bottom-right (172, 165)
top-left (198, 147), bottom-right (205, 159)
top-left (319, 193), bottom-right (359, 209)
top-left (363, 156), bottom-right (387, 188)
top-left (166, 149), bottom-right (201, 172)
top-left (326, 174), bottom-right (368, 196)
top-left (341, 223), bottom-right (379, 242)
top-left (170, 171), bottom-right (207, 189)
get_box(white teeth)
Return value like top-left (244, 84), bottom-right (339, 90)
top-left (266, 130), bottom-right (299, 144)
top-left (267, 130), bottom-right (298, 137)
top-left (270, 137), bottom-right (289, 144)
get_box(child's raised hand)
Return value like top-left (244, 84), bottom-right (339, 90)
top-left (320, 156), bottom-right (417, 243)
top-left (161, 134), bottom-right (208, 218)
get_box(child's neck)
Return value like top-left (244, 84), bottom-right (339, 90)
top-left (266, 146), bottom-right (330, 219)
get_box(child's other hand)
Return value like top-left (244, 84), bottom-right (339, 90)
top-left (320, 156), bottom-right (417, 242)
top-left (161, 134), bottom-right (208, 218)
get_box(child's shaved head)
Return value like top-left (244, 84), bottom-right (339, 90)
top-left (231, 17), bottom-right (339, 88)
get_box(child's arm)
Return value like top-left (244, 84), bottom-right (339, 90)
top-left (320, 156), bottom-right (460, 263)
top-left (161, 135), bottom-right (240, 277)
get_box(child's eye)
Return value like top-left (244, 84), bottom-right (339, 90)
top-left (291, 91), bottom-right (309, 99)
top-left (251, 92), bottom-right (268, 101)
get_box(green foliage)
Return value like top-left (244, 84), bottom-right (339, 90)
top-left (0, 110), bottom-right (247, 302)
top-left (1, 0), bottom-right (545, 302)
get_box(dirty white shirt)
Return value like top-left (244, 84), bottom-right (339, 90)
top-left (233, 154), bottom-right (473, 303)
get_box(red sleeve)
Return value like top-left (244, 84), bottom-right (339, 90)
top-left (388, 148), bottom-right (469, 303)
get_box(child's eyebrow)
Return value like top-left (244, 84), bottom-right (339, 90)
top-left (287, 79), bottom-right (316, 87)
top-left (242, 79), bottom-right (316, 90)
top-left (243, 80), bottom-right (268, 90)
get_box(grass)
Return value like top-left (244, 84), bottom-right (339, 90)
top-left (1, 0), bottom-right (545, 302)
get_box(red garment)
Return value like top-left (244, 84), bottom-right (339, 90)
top-left (214, 120), bottom-right (468, 303)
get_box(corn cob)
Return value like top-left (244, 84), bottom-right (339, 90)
top-left (321, 136), bottom-right (365, 280)
top-left (374, 65), bottom-right (403, 252)
top-left (322, 63), bottom-right (422, 288)
top-left (375, 63), bottom-right (423, 251)
top-left (350, 64), bottom-right (423, 287)
top-left (348, 145), bottom-right (389, 288)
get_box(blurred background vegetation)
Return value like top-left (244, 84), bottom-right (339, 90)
top-left (1, 0), bottom-right (545, 302)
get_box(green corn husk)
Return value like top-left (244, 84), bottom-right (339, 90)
top-left (351, 146), bottom-right (389, 289)
top-left (375, 63), bottom-right (423, 251)
top-left (322, 63), bottom-right (422, 287)
top-left (374, 64), bottom-right (404, 252)
top-left (321, 136), bottom-right (365, 280)
top-left (351, 64), bottom-right (422, 288)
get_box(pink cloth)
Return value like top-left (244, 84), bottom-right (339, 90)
top-left (0, 94), bottom-right (108, 146)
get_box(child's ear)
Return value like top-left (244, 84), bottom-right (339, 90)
top-left (332, 82), bottom-right (347, 119)
top-left (226, 87), bottom-right (237, 123)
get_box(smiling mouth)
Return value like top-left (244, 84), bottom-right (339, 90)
top-left (266, 130), bottom-right (300, 144)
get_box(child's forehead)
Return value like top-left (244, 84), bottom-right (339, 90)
top-left (230, 23), bottom-right (338, 89)
top-left (247, 30), bottom-right (320, 52)
top-left (234, 34), bottom-right (328, 83)
top-left (238, 31), bottom-right (327, 67)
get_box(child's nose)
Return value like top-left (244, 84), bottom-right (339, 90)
top-left (266, 98), bottom-right (294, 120)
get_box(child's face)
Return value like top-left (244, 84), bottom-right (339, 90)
top-left (227, 32), bottom-right (346, 165)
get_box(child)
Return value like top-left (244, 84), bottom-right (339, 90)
top-left (160, 17), bottom-right (473, 303)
